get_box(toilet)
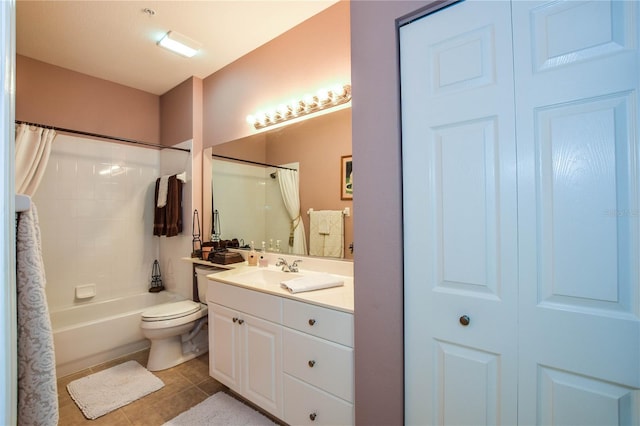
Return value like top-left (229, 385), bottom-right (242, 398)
top-left (140, 266), bottom-right (219, 371)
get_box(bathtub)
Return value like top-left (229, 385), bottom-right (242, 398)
top-left (51, 291), bottom-right (185, 378)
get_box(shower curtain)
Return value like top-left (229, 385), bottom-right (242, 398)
top-left (15, 123), bottom-right (58, 425)
top-left (16, 204), bottom-right (58, 426)
top-left (15, 123), bottom-right (56, 196)
top-left (277, 169), bottom-right (307, 255)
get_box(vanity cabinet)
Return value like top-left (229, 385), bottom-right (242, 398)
top-left (207, 279), bottom-right (354, 425)
top-left (208, 281), bottom-right (283, 418)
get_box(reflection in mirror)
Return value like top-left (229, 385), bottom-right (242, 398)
top-left (203, 107), bottom-right (353, 260)
top-left (211, 156), bottom-right (301, 254)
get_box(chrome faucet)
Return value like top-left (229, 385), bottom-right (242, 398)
top-left (276, 258), bottom-right (302, 272)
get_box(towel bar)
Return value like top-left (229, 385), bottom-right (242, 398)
top-left (307, 207), bottom-right (350, 217)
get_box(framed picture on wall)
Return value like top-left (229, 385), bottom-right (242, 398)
top-left (341, 155), bottom-right (353, 200)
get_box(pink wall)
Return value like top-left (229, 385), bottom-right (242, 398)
top-left (160, 76), bottom-right (204, 219)
top-left (202, 1), bottom-right (351, 147)
top-left (16, 55), bottom-right (160, 143)
top-left (160, 77), bottom-right (195, 147)
top-left (351, 1), bottom-right (431, 424)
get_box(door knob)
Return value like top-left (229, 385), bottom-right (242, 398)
top-left (459, 315), bottom-right (470, 326)
top-left (232, 317), bottom-right (238, 323)
top-left (309, 412), bottom-right (317, 421)
top-left (308, 319), bottom-right (316, 326)
top-left (238, 319), bottom-right (244, 325)
top-left (308, 360), bottom-right (316, 367)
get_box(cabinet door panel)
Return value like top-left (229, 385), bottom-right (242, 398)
top-left (242, 314), bottom-right (283, 418)
top-left (208, 303), bottom-right (240, 391)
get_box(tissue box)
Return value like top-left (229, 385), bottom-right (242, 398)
top-left (211, 251), bottom-right (245, 265)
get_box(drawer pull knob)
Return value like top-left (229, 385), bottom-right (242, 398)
top-left (308, 319), bottom-right (316, 326)
top-left (309, 412), bottom-right (317, 421)
top-left (308, 360), bottom-right (316, 368)
top-left (238, 319), bottom-right (244, 325)
top-left (232, 317), bottom-right (238, 323)
top-left (459, 315), bottom-right (470, 326)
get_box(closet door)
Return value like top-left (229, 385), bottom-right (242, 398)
top-left (400, 1), bottom-right (518, 424)
top-left (513, 1), bottom-right (640, 424)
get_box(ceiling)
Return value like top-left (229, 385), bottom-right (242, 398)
top-left (16, 1), bottom-right (339, 96)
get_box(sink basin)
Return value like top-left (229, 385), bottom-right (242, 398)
top-left (229, 269), bottom-right (302, 286)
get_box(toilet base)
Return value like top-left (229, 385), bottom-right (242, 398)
top-left (146, 326), bottom-right (208, 371)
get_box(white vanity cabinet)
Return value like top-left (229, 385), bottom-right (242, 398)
top-left (207, 281), bottom-right (283, 419)
top-left (281, 298), bottom-right (354, 425)
top-left (207, 277), bottom-right (354, 426)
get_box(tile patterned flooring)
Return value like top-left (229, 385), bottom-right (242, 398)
top-left (56, 349), bottom-right (281, 425)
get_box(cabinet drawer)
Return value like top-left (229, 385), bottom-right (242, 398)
top-left (283, 328), bottom-right (353, 402)
top-left (208, 281), bottom-right (282, 323)
top-left (283, 298), bottom-right (353, 346)
top-left (284, 374), bottom-right (353, 426)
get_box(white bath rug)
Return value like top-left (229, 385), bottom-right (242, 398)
top-left (163, 392), bottom-right (277, 426)
top-left (67, 360), bottom-right (164, 420)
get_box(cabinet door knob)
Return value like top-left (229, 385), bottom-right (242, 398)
top-left (308, 360), bottom-right (316, 368)
top-left (459, 315), bottom-right (470, 326)
top-left (238, 319), bottom-right (244, 325)
top-left (309, 412), bottom-right (317, 421)
top-left (232, 317), bottom-right (238, 323)
top-left (308, 319), bottom-right (316, 326)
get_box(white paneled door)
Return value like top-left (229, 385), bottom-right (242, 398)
top-left (401, 1), bottom-right (640, 424)
top-left (513, 1), bottom-right (640, 424)
top-left (401, 1), bottom-right (518, 424)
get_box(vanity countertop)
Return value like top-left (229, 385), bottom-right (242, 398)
top-left (183, 257), bottom-right (353, 313)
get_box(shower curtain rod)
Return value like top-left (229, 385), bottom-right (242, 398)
top-left (212, 153), bottom-right (298, 171)
top-left (15, 120), bottom-right (191, 153)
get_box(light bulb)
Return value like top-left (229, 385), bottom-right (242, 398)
top-left (289, 99), bottom-right (302, 115)
top-left (277, 104), bottom-right (291, 117)
top-left (317, 88), bottom-right (330, 103)
top-left (331, 84), bottom-right (346, 99)
top-left (303, 94), bottom-right (317, 109)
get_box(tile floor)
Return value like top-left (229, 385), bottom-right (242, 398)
top-left (56, 349), bottom-right (282, 425)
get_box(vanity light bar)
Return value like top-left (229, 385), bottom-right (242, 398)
top-left (246, 84), bottom-right (352, 130)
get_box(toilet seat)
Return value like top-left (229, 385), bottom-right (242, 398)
top-left (141, 300), bottom-right (201, 322)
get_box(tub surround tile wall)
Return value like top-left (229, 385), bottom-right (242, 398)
top-left (34, 134), bottom-right (161, 311)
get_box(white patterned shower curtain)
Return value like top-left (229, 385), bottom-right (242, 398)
top-left (277, 169), bottom-right (307, 255)
top-left (15, 123), bottom-right (58, 425)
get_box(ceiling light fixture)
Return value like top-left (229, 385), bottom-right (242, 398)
top-left (158, 31), bottom-right (201, 58)
top-left (246, 83), bottom-right (352, 130)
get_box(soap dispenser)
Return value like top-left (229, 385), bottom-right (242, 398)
top-left (259, 241), bottom-right (268, 267)
top-left (248, 241), bottom-right (258, 266)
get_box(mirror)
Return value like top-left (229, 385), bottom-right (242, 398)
top-left (203, 107), bottom-right (353, 260)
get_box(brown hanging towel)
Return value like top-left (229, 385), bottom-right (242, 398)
top-left (153, 174), bottom-right (183, 237)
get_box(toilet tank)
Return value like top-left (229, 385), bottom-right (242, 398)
top-left (195, 266), bottom-right (224, 303)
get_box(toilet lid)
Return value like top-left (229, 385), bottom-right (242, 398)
top-left (141, 300), bottom-right (201, 321)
